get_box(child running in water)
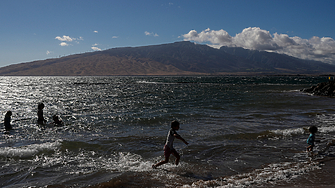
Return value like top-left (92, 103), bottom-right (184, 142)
top-left (153, 120), bottom-right (188, 168)
top-left (306, 126), bottom-right (317, 152)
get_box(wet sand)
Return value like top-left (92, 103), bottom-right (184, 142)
top-left (274, 156), bottom-right (335, 188)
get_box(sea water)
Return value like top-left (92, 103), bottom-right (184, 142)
top-left (0, 76), bottom-right (334, 187)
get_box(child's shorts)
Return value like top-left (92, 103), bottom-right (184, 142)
top-left (164, 145), bottom-right (178, 158)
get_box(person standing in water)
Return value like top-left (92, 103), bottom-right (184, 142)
top-left (4, 111), bottom-right (12, 131)
top-left (37, 103), bottom-right (46, 125)
top-left (153, 120), bottom-right (188, 168)
top-left (306, 126), bottom-right (317, 152)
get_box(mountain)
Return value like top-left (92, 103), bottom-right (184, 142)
top-left (0, 41), bottom-right (335, 76)
top-left (220, 46), bottom-right (335, 74)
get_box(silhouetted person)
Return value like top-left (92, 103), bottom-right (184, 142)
top-left (306, 126), bottom-right (317, 152)
top-left (4, 111), bottom-right (12, 131)
top-left (37, 103), bottom-right (46, 125)
top-left (52, 115), bottom-right (63, 126)
top-left (153, 120), bottom-right (188, 169)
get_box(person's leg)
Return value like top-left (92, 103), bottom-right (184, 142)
top-left (153, 145), bottom-right (171, 168)
top-left (307, 145), bottom-right (313, 152)
top-left (153, 155), bottom-right (169, 168)
top-left (171, 150), bottom-right (180, 165)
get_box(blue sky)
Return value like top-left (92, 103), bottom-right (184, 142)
top-left (1, 0), bottom-right (335, 68)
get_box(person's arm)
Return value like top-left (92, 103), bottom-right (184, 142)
top-left (174, 134), bottom-right (189, 145)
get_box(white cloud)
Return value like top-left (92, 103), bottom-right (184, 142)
top-left (59, 42), bottom-right (69, 46)
top-left (145, 31), bottom-right (159, 37)
top-left (55, 35), bottom-right (83, 46)
top-left (91, 43), bottom-right (101, 51)
top-left (182, 28), bottom-right (232, 45)
top-left (233, 27), bottom-right (279, 50)
top-left (46, 50), bottom-right (53, 55)
top-left (55, 35), bottom-right (74, 42)
top-left (112, 36), bottom-right (118, 39)
top-left (91, 46), bottom-right (101, 51)
top-left (94, 31), bottom-right (98, 33)
top-left (182, 27), bottom-right (335, 64)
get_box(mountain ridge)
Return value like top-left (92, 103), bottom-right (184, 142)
top-left (0, 41), bottom-right (334, 76)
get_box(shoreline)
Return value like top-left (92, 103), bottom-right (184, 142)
top-left (274, 156), bottom-right (335, 188)
top-left (185, 155), bottom-right (335, 188)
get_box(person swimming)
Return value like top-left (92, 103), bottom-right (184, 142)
top-left (52, 115), bottom-right (63, 126)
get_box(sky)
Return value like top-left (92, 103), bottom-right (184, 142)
top-left (1, 0), bottom-right (335, 68)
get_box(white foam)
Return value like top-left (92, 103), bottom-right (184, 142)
top-left (107, 152), bottom-right (154, 172)
top-left (271, 127), bottom-right (305, 137)
top-left (55, 152), bottom-right (156, 175)
top-left (137, 80), bottom-right (158, 84)
top-left (318, 126), bottom-right (335, 134)
top-left (0, 140), bottom-right (61, 158)
top-left (182, 161), bottom-right (321, 188)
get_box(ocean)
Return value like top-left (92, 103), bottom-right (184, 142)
top-left (0, 76), bottom-right (335, 188)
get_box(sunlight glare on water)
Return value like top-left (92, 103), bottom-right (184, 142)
top-left (0, 76), bottom-right (334, 187)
